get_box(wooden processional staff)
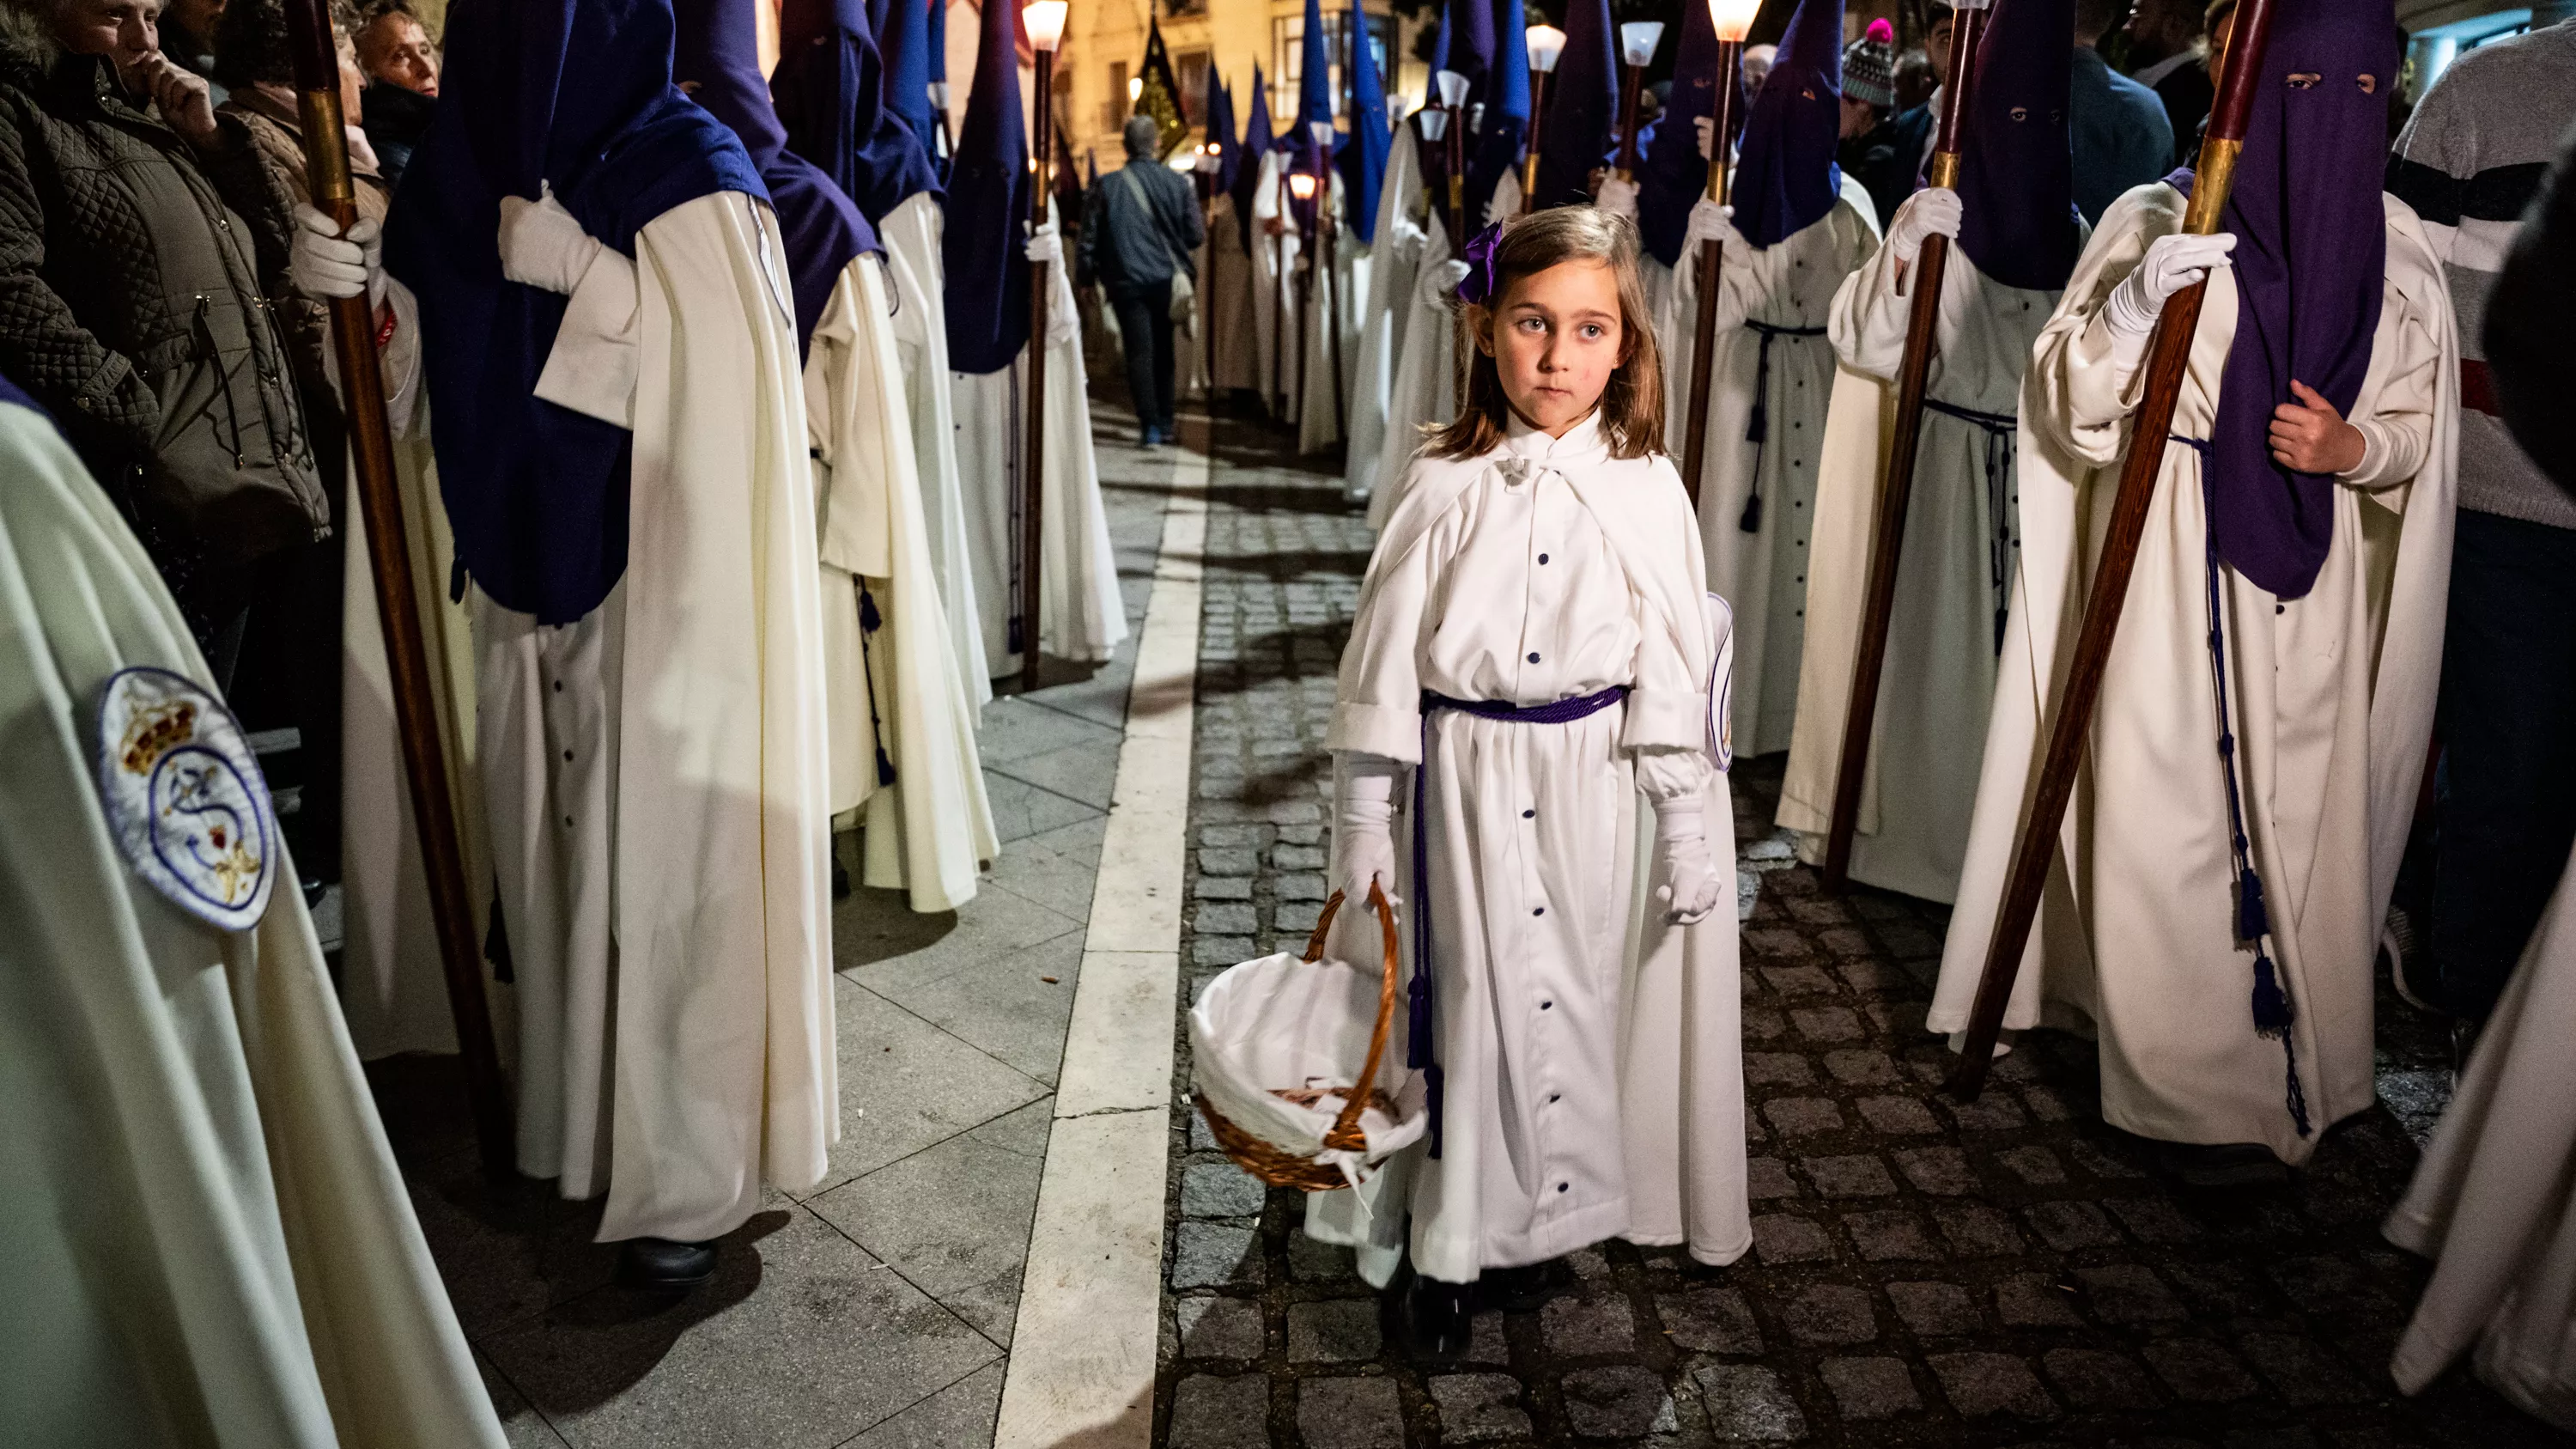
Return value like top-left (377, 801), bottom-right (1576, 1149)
top-left (1945, 0), bottom-right (2277, 1102)
top-left (1023, 1), bottom-right (1067, 696)
top-left (281, 0), bottom-right (512, 1174)
top-left (1677, 0), bottom-right (1761, 506)
top-left (1820, 0), bottom-right (1991, 892)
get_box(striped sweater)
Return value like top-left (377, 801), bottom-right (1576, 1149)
top-left (2388, 20), bottom-right (2576, 530)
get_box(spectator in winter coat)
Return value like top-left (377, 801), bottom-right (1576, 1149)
top-left (0, 0), bottom-right (325, 679)
top-left (351, 1), bottom-right (431, 181)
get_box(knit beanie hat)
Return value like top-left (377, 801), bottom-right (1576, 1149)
top-left (1843, 18), bottom-right (1896, 107)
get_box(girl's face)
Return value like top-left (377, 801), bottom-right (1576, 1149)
top-left (1477, 259), bottom-right (1627, 438)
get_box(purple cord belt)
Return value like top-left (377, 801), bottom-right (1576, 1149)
top-left (1409, 685), bottom-right (1630, 1157)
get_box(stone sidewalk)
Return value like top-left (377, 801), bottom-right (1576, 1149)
top-left (370, 402), bottom-right (1183, 1449)
top-left (1156, 416), bottom-right (2561, 1449)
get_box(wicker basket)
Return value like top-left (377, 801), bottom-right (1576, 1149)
top-left (1189, 883), bottom-right (1419, 1192)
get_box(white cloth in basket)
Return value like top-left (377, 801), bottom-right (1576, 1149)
top-left (1190, 923), bottom-right (1426, 1190)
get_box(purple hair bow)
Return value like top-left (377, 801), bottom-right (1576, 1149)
top-left (1455, 222), bottom-right (1505, 306)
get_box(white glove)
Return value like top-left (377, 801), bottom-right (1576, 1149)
top-left (2104, 230), bottom-right (2235, 343)
top-left (1886, 186), bottom-right (1962, 265)
top-left (1419, 257), bottom-right (1472, 308)
top-left (1695, 113), bottom-right (1717, 162)
top-left (1335, 757), bottom-right (1402, 913)
top-left (1595, 173), bottom-right (1640, 220)
top-left (1685, 198), bottom-right (1743, 251)
top-left (497, 185), bottom-right (603, 296)
top-left (1653, 797), bottom-right (1725, 926)
top-left (289, 202), bottom-right (380, 303)
top-left (1024, 223), bottom-right (1064, 266)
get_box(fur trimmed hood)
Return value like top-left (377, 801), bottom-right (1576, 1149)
top-left (0, 2), bottom-right (66, 87)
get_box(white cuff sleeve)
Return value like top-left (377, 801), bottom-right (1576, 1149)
top-left (532, 244), bottom-right (641, 429)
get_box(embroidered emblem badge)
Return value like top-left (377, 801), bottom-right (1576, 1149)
top-left (94, 667), bottom-right (276, 932)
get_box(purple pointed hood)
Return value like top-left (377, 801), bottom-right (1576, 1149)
top-left (1638, 0), bottom-right (1721, 265)
top-left (2203, 0), bottom-right (2399, 600)
top-left (942, 0), bottom-right (1031, 374)
top-left (383, 0), bottom-right (766, 624)
top-left (1531, 0), bottom-right (1618, 210)
top-left (772, 0), bottom-right (944, 225)
top-left (1731, 0), bottom-right (1844, 249)
top-left (1953, 0), bottom-right (2081, 292)
top-left (673, 0), bottom-right (876, 356)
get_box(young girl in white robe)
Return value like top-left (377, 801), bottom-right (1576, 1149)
top-left (1310, 207), bottom-right (1749, 1361)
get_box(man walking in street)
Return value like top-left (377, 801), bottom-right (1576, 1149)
top-left (1080, 113), bottom-right (1205, 447)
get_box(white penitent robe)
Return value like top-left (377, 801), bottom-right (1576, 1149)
top-left (1249, 148), bottom-right (1295, 417)
top-left (1305, 414), bottom-right (1748, 1284)
top-left (1298, 196), bottom-right (1363, 456)
top-left (2385, 844), bottom-right (2576, 1428)
top-left (1344, 127), bottom-right (1426, 507)
top-left (1929, 187), bottom-right (2457, 1165)
top-left (1674, 175), bottom-right (1881, 756)
top-left (806, 253), bottom-right (998, 912)
top-left (479, 191), bottom-right (837, 1240)
top-left (877, 191), bottom-right (994, 700)
top-left (337, 282), bottom-right (507, 1061)
top-left (951, 208), bottom-right (1129, 678)
top-left (0, 394), bottom-right (506, 1448)
top-left (1367, 213), bottom-right (1460, 532)
top-left (1206, 192), bottom-right (1261, 394)
top-left (1776, 236), bottom-right (2071, 903)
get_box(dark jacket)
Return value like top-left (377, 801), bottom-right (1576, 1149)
top-left (2069, 46), bottom-right (2173, 223)
top-left (1078, 155), bottom-right (1205, 292)
top-left (0, 15), bottom-right (325, 624)
top-left (360, 79), bottom-right (434, 188)
top-left (2484, 88), bottom-right (2576, 502)
top-left (1841, 105), bottom-right (1935, 233)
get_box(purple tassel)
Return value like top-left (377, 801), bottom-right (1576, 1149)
top-left (2235, 864), bottom-right (2269, 943)
top-left (859, 587), bottom-right (883, 632)
top-left (2250, 947), bottom-right (2293, 1037)
top-left (876, 748), bottom-right (898, 787)
top-left (1740, 491), bottom-right (1764, 533)
top-left (1745, 394), bottom-right (1769, 446)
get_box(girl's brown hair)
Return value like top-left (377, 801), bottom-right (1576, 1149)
top-left (1425, 206), bottom-right (1667, 461)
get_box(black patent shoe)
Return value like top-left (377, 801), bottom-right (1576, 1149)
top-left (1402, 1275), bottom-right (1475, 1364)
top-left (2154, 1141), bottom-right (2290, 1190)
top-left (1478, 1259), bottom-right (1560, 1313)
top-left (617, 1236), bottom-right (719, 1292)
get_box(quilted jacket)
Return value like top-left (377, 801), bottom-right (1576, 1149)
top-left (0, 12), bottom-right (327, 622)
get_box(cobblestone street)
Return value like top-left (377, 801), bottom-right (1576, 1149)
top-left (1157, 412), bottom-right (2565, 1449)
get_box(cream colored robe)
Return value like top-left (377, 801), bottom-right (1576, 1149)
top-left (1249, 147), bottom-right (1293, 418)
top-left (1252, 152), bottom-right (1360, 455)
top-left (1778, 230), bottom-right (2073, 903)
top-left (2387, 843), bottom-right (2576, 1427)
top-left (1206, 192), bottom-right (1261, 394)
top-left (1928, 186), bottom-right (2457, 1165)
top-left (1366, 210), bottom-right (1461, 533)
top-left (1667, 175), bottom-right (1883, 756)
top-left (1343, 126), bottom-right (1426, 508)
top-left (951, 202), bottom-right (1130, 677)
top-left (0, 394), bottom-right (506, 1448)
top-left (878, 190), bottom-right (995, 701)
top-left (337, 279), bottom-right (503, 1062)
top-left (479, 191), bottom-right (837, 1239)
top-left (806, 254), bottom-right (997, 912)
top-left (1306, 413), bottom-right (1748, 1285)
